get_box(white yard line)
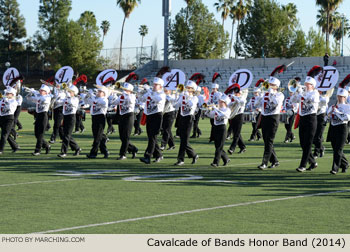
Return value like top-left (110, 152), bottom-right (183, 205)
top-left (33, 189), bottom-right (350, 234)
top-left (0, 178), bottom-right (82, 187)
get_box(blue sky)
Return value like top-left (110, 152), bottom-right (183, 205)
top-left (17, 0), bottom-right (350, 56)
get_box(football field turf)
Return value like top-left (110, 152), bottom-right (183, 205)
top-left (1, 112), bottom-right (349, 234)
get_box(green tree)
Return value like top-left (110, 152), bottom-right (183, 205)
top-left (100, 20), bottom-right (110, 45)
top-left (305, 27), bottom-right (327, 56)
top-left (36, 0), bottom-right (72, 51)
top-left (57, 12), bottom-right (103, 76)
top-left (138, 24), bottom-right (148, 65)
top-left (239, 0), bottom-right (296, 58)
top-left (282, 3), bottom-right (298, 30)
top-left (116, 0), bottom-right (141, 70)
top-left (170, 0), bottom-right (229, 59)
top-left (0, 0), bottom-right (26, 52)
top-left (315, 0), bottom-right (344, 51)
top-left (233, 0), bottom-right (251, 58)
top-left (228, 3), bottom-right (237, 58)
top-left (214, 0), bottom-right (232, 27)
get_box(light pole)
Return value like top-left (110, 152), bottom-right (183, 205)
top-left (163, 0), bottom-right (170, 67)
top-left (40, 52), bottom-right (45, 76)
top-left (341, 14), bottom-right (345, 57)
top-left (5, 62), bottom-right (11, 69)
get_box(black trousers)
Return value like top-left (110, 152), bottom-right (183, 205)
top-left (178, 115), bottom-right (197, 162)
top-left (313, 113), bottom-right (326, 155)
top-left (144, 112), bottom-right (163, 159)
top-left (229, 113), bottom-right (246, 151)
top-left (261, 114), bottom-right (279, 165)
top-left (174, 109), bottom-right (181, 136)
top-left (213, 124), bottom-right (228, 165)
top-left (35, 112), bottom-right (50, 153)
top-left (250, 112), bottom-right (262, 140)
top-left (134, 110), bottom-right (143, 134)
top-left (118, 112), bottom-right (137, 156)
top-left (299, 114), bottom-right (317, 167)
top-left (61, 114), bottom-right (80, 154)
top-left (90, 114), bottom-right (108, 156)
top-left (0, 115), bottom-right (17, 152)
top-left (330, 124), bottom-right (348, 172)
top-left (161, 111), bottom-right (175, 148)
top-left (10, 106), bottom-right (21, 137)
top-left (227, 119), bottom-right (233, 138)
top-left (209, 118), bottom-right (215, 141)
top-left (192, 110), bottom-right (202, 136)
top-left (284, 113), bottom-right (295, 141)
top-left (51, 106), bottom-right (64, 141)
top-left (75, 109), bottom-right (85, 132)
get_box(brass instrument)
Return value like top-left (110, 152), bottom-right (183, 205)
top-left (114, 82), bottom-right (121, 89)
top-left (287, 79), bottom-right (300, 93)
top-left (201, 103), bottom-right (216, 111)
top-left (262, 80), bottom-right (270, 91)
top-left (61, 82), bottom-right (68, 90)
top-left (177, 84), bottom-right (185, 93)
top-left (321, 88), bottom-right (334, 98)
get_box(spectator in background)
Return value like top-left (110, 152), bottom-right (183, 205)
top-left (332, 60), bottom-right (337, 66)
top-left (323, 53), bottom-right (329, 66)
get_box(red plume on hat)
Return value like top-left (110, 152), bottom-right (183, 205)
top-left (45, 76), bottom-right (55, 85)
top-left (189, 73), bottom-right (205, 85)
top-left (156, 66), bottom-right (171, 77)
top-left (339, 74), bottom-right (350, 89)
top-left (224, 83), bottom-right (240, 95)
top-left (125, 72), bottom-right (139, 82)
top-left (212, 72), bottom-right (221, 83)
top-left (140, 78), bottom-right (149, 85)
top-left (102, 77), bottom-right (115, 85)
top-left (307, 65), bottom-right (323, 78)
top-left (9, 75), bottom-right (24, 87)
top-left (255, 78), bottom-right (265, 87)
top-left (270, 65), bottom-right (286, 76)
top-left (73, 74), bottom-right (88, 86)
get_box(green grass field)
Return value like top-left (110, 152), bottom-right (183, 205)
top-left (1, 112), bottom-right (349, 234)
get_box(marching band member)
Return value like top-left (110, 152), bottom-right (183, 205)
top-left (75, 85), bottom-right (87, 133)
top-left (312, 89), bottom-right (330, 158)
top-left (247, 79), bottom-right (263, 141)
top-left (255, 66), bottom-right (286, 170)
top-left (328, 75), bottom-right (350, 174)
top-left (139, 77), bottom-right (166, 164)
top-left (133, 83), bottom-right (147, 136)
top-left (27, 84), bottom-right (52, 156)
top-left (112, 82), bottom-right (139, 160)
top-left (9, 78), bottom-right (23, 140)
top-left (226, 84), bottom-right (247, 154)
top-left (208, 73), bottom-right (222, 142)
top-left (104, 78), bottom-right (118, 135)
top-left (57, 85), bottom-right (81, 158)
top-left (49, 82), bottom-right (66, 143)
top-left (174, 80), bottom-right (199, 166)
top-left (346, 86), bottom-right (350, 144)
top-left (283, 80), bottom-right (299, 143)
top-left (160, 86), bottom-right (176, 151)
top-left (205, 95), bottom-right (231, 167)
top-left (0, 87), bottom-right (19, 154)
top-left (84, 86), bottom-right (109, 159)
top-left (191, 85), bottom-right (204, 138)
top-left (293, 66), bottom-right (322, 172)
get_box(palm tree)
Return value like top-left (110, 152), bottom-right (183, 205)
top-left (233, 0), bottom-right (250, 59)
top-left (139, 24), bottom-right (148, 65)
top-left (282, 3), bottom-right (298, 30)
top-left (116, 0), bottom-right (141, 70)
top-left (214, 0), bottom-right (232, 27)
top-left (316, 0), bottom-right (344, 50)
top-left (228, 4), bottom-right (237, 58)
top-left (100, 20), bottom-right (110, 45)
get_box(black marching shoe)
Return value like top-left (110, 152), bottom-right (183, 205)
top-left (306, 162), bottom-right (318, 171)
top-left (341, 165), bottom-right (348, 173)
top-left (258, 164), bottom-right (267, 170)
top-left (132, 148), bottom-right (138, 159)
top-left (284, 139), bottom-right (289, 143)
top-left (103, 151), bottom-right (109, 159)
top-left (190, 134), bottom-right (197, 138)
top-left (12, 147), bottom-right (20, 153)
top-left (57, 153), bottom-right (67, 158)
top-left (268, 161), bottom-right (280, 168)
top-left (248, 138), bottom-right (255, 142)
top-left (174, 160), bottom-right (185, 166)
top-left (45, 145), bottom-right (51, 154)
top-left (296, 167), bottom-right (306, 172)
top-left (160, 145), bottom-right (165, 151)
top-left (223, 159), bottom-right (231, 166)
top-left (320, 147), bottom-right (325, 157)
top-left (227, 149), bottom-right (234, 155)
top-left (167, 146), bottom-right (175, 151)
top-left (140, 157), bottom-right (151, 164)
top-left (0, 151), bottom-right (3, 155)
top-left (73, 148), bottom-right (82, 156)
top-left (49, 139), bottom-right (55, 144)
top-left (313, 152), bottom-right (318, 159)
top-left (210, 163), bottom-right (218, 167)
top-left (191, 155), bottom-right (199, 164)
top-left (86, 154), bottom-right (96, 159)
top-left (153, 156), bottom-right (164, 163)
top-left (32, 152), bottom-right (40, 156)
top-left (330, 170), bottom-right (337, 175)
top-left (117, 155), bottom-right (126, 160)
top-left (238, 148), bottom-right (246, 154)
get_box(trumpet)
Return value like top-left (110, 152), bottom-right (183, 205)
top-left (201, 103), bottom-right (216, 111)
